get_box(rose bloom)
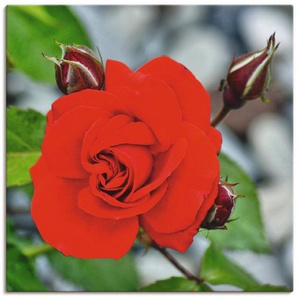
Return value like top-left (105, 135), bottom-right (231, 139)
top-left (31, 56), bottom-right (222, 259)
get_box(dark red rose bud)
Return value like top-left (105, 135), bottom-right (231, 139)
top-left (221, 33), bottom-right (279, 109)
top-left (43, 41), bottom-right (104, 94)
top-left (201, 181), bottom-right (242, 230)
top-left (222, 85), bottom-right (246, 109)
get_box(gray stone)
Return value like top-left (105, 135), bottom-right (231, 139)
top-left (248, 113), bottom-right (293, 244)
top-left (167, 25), bottom-right (232, 89)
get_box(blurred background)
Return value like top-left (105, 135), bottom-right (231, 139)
top-left (6, 5), bottom-right (293, 291)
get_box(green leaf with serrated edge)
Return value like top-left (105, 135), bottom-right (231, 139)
top-left (6, 107), bottom-right (46, 187)
top-left (244, 284), bottom-right (291, 292)
top-left (6, 243), bottom-right (47, 292)
top-left (141, 277), bottom-right (212, 292)
top-left (48, 250), bottom-right (139, 291)
top-left (6, 5), bottom-right (91, 83)
top-left (200, 244), bottom-right (259, 289)
top-left (200, 152), bottom-right (270, 253)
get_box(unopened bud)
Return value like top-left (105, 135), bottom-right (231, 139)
top-left (221, 33), bottom-right (279, 109)
top-left (201, 181), bottom-right (243, 230)
top-left (43, 41), bottom-right (104, 94)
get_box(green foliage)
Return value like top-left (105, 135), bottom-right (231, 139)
top-left (6, 107), bottom-right (46, 187)
top-left (200, 244), bottom-right (259, 289)
top-left (6, 5), bottom-right (91, 83)
top-left (48, 251), bottom-right (140, 292)
top-left (141, 277), bottom-right (212, 292)
top-left (6, 243), bottom-right (47, 292)
top-left (201, 152), bottom-right (270, 253)
top-left (6, 107), bottom-right (46, 152)
top-left (200, 244), bottom-right (290, 292)
top-left (6, 219), bottom-right (31, 249)
top-left (7, 152), bottom-right (41, 187)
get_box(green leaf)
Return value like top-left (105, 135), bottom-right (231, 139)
top-left (6, 243), bottom-right (47, 292)
top-left (200, 244), bottom-right (259, 289)
top-left (48, 251), bottom-right (139, 291)
top-left (6, 107), bottom-right (46, 187)
top-left (201, 152), bottom-right (270, 253)
top-left (244, 284), bottom-right (291, 292)
top-left (6, 52), bottom-right (15, 70)
top-left (6, 5), bottom-right (91, 83)
top-left (7, 152), bottom-right (41, 187)
top-left (7, 107), bottom-right (46, 152)
top-left (141, 277), bottom-right (212, 292)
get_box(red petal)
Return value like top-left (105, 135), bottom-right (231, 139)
top-left (92, 117), bottom-right (157, 150)
top-left (139, 180), bottom-right (219, 252)
top-left (105, 59), bottom-right (135, 89)
top-left (132, 137), bottom-right (188, 202)
top-left (78, 182), bottom-right (168, 219)
top-left (31, 175), bottom-right (139, 259)
top-left (108, 85), bottom-right (181, 152)
top-left (139, 217), bottom-right (197, 253)
top-left (139, 179), bottom-right (219, 253)
top-left (30, 156), bottom-right (48, 189)
top-left (208, 126), bottom-right (222, 154)
top-left (51, 89), bottom-right (130, 121)
top-left (194, 177), bottom-right (220, 228)
top-left (138, 56), bottom-right (211, 133)
top-left (112, 144), bottom-right (153, 192)
top-left (140, 122), bottom-right (220, 233)
top-left (81, 114), bottom-right (156, 173)
top-left (45, 110), bottom-right (54, 133)
top-left (42, 106), bottom-right (110, 179)
top-left (105, 59), bottom-right (183, 152)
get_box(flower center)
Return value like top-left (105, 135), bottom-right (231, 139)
top-left (91, 149), bottom-right (132, 202)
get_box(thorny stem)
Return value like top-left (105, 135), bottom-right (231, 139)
top-left (211, 105), bottom-right (231, 127)
top-left (150, 242), bottom-right (204, 284)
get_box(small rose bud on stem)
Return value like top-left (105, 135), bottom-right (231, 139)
top-left (201, 180), bottom-right (243, 230)
top-left (43, 40), bottom-right (104, 94)
top-left (211, 33), bottom-right (279, 127)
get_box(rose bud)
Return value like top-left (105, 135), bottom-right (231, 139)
top-left (222, 33), bottom-right (279, 109)
top-left (43, 41), bottom-right (104, 94)
top-left (201, 181), bottom-right (242, 230)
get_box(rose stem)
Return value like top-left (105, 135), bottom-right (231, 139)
top-left (151, 242), bottom-right (204, 284)
top-left (211, 105), bottom-right (230, 127)
top-left (22, 243), bottom-right (54, 258)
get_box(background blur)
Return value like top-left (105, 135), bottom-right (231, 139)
top-left (6, 5), bottom-right (293, 291)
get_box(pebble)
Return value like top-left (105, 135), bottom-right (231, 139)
top-left (247, 112), bottom-right (293, 244)
top-left (7, 71), bottom-right (59, 114)
top-left (6, 188), bottom-right (31, 214)
top-left (35, 256), bottom-right (83, 291)
top-left (167, 24), bottom-right (232, 89)
top-left (226, 250), bottom-right (288, 287)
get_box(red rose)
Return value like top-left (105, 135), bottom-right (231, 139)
top-left (31, 56), bottom-right (222, 259)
